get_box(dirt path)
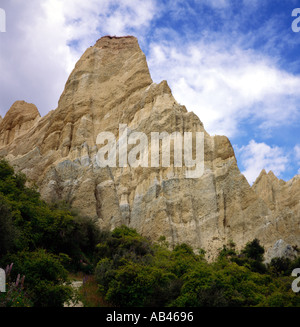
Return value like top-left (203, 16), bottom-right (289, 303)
top-left (64, 280), bottom-right (84, 307)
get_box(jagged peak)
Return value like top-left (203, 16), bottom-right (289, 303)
top-left (260, 169), bottom-right (267, 176)
top-left (57, 34), bottom-right (152, 116)
top-left (94, 35), bottom-right (139, 50)
top-left (253, 169), bottom-right (283, 188)
top-left (267, 170), bottom-right (280, 182)
top-left (0, 101), bottom-right (41, 148)
top-left (252, 169), bottom-right (267, 186)
top-left (267, 170), bottom-right (275, 177)
top-left (0, 35), bottom-right (299, 261)
top-left (1, 101), bottom-right (40, 126)
top-left (287, 173), bottom-right (300, 186)
top-left (96, 35), bottom-right (136, 41)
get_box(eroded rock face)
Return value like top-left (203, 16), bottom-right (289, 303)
top-left (264, 239), bottom-right (299, 263)
top-left (0, 101), bottom-right (40, 147)
top-left (0, 36), bottom-right (299, 260)
top-left (252, 170), bottom-right (300, 254)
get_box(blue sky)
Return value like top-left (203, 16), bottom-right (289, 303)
top-left (0, 0), bottom-right (300, 184)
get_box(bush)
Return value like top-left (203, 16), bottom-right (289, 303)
top-left (268, 257), bottom-right (292, 277)
top-left (0, 263), bottom-right (32, 307)
top-left (242, 239), bottom-right (265, 262)
top-left (92, 232), bottom-right (300, 308)
top-left (0, 160), bottom-right (102, 271)
top-left (1, 249), bottom-right (73, 307)
top-left (0, 195), bottom-right (18, 255)
top-left (104, 261), bottom-right (176, 307)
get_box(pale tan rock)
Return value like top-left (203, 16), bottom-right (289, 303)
top-left (252, 171), bottom-right (300, 255)
top-left (264, 239), bottom-right (298, 263)
top-left (0, 101), bottom-right (40, 147)
top-left (0, 36), bottom-right (299, 260)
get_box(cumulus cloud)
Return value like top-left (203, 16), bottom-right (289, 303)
top-left (295, 145), bottom-right (300, 160)
top-left (0, 0), bottom-right (158, 116)
top-left (2, 0), bottom-right (299, 136)
top-left (0, 0), bottom-right (299, 182)
top-left (294, 145), bottom-right (300, 174)
top-left (236, 140), bottom-right (289, 184)
top-left (200, 0), bottom-right (229, 9)
top-left (148, 41), bottom-right (300, 138)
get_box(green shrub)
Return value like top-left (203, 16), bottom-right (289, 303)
top-left (1, 249), bottom-right (72, 307)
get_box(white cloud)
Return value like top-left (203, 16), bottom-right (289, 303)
top-left (295, 145), bottom-right (300, 175)
top-left (237, 140), bottom-right (289, 184)
top-left (195, 0), bottom-right (229, 9)
top-left (295, 145), bottom-right (300, 160)
top-left (147, 41), bottom-right (300, 139)
top-left (1, 0), bottom-right (299, 186)
top-left (0, 0), bottom-right (158, 116)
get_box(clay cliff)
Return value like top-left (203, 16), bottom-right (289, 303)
top-left (0, 101), bottom-right (40, 148)
top-left (0, 36), bottom-right (299, 260)
top-left (252, 170), bottom-right (300, 261)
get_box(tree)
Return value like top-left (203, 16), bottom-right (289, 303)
top-left (242, 239), bottom-right (264, 261)
top-left (0, 195), bottom-right (18, 255)
top-left (268, 257), bottom-right (292, 277)
top-left (239, 239), bottom-right (267, 273)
